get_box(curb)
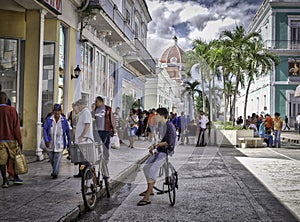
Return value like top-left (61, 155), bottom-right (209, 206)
top-left (59, 153), bottom-right (151, 222)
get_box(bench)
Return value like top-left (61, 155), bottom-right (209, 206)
top-left (238, 137), bottom-right (264, 148)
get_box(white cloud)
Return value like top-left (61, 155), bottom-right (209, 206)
top-left (145, 0), bottom-right (262, 59)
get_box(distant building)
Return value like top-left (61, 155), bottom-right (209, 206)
top-left (145, 36), bottom-right (188, 114)
top-left (236, 0), bottom-right (300, 125)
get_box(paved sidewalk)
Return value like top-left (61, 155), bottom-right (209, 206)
top-left (0, 139), bottom-right (153, 222)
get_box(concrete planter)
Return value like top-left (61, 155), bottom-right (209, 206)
top-left (216, 129), bottom-right (254, 147)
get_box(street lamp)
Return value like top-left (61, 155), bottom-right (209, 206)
top-left (71, 65), bottom-right (81, 80)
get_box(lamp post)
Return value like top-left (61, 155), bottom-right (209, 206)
top-left (71, 65), bottom-right (81, 79)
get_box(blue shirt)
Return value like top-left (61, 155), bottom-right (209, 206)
top-left (157, 120), bottom-right (176, 153)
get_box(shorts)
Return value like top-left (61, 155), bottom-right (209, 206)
top-left (0, 140), bottom-right (19, 165)
top-left (143, 152), bottom-right (166, 182)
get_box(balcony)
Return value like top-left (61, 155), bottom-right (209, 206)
top-left (264, 40), bottom-right (300, 50)
top-left (88, 0), bottom-right (155, 75)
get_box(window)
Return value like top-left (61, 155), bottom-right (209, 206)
top-left (0, 39), bottom-right (18, 107)
top-left (290, 20), bottom-right (300, 49)
top-left (95, 50), bottom-right (106, 97)
top-left (108, 59), bottom-right (116, 104)
top-left (0, 38), bottom-right (24, 125)
top-left (125, 9), bottom-right (130, 25)
top-left (42, 42), bottom-right (55, 123)
top-left (81, 43), bottom-right (94, 101)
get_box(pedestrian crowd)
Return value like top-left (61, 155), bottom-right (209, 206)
top-left (237, 112), bottom-right (285, 148)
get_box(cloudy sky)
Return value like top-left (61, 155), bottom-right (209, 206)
top-left (145, 0), bottom-right (264, 60)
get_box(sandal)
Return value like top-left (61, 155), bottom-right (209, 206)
top-left (157, 191), bottom-right (165, 195)
top-left (137, 200), bottom-right (151, 206)
top-left (139, 191), bottom-right (154, 196)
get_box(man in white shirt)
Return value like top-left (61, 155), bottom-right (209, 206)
top-left (73, 99), bottom-right (94, 178)
top-left (296, 113), bottom-right (300, 134)
top-left (196, 111), bottom-right (209, 147)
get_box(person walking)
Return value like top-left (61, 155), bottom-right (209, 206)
top-left (177, 112), bottom-right (188, 144)
top-left (0, 92), bottom-right (23, 188)
top-left (146, 109), bottom-right (157, 142)
top-left (283, 115), bottom-right (290, 130)
top-left (137, 107), bottom-right (176, 206)
top-left (73, 99), bottom-right (94, 178)
top-left (273, 112), bottom-right (283, 148)
top-left (113, 107), bottom-right (124, 144)
top-left (43, 104), bottom-right (71, 179)
top-left (126, 109), bottom-right (139, 148)
top-left (94, 96), bottom-right (116, 162)
top-left (196, 111), bottom-right (209, 147)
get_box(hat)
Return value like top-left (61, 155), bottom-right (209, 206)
top-left (53, 103), bottom-right (62, 111)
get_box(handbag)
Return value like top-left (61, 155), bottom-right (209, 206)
top-left (15, 150), bottom-right (28, 175)
top-left (39, 137), bottom-right (46, 150)
top-left (111, 134), bottom-right (120, 149)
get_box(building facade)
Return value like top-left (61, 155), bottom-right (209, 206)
top-left (236, 0), bottom-right (300, 125)
top-left (145, 36), bottom-right (188, 115)
top-left (0, 0), bottom-right (155, 152)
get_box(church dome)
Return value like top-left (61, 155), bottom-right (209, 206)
top-left (160, 36), bottom-right (185, 64)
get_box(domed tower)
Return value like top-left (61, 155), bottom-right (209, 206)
top-left (160, 36), bottom-right (185, 64)
top-left (160, 36), bottom-right (185, 81)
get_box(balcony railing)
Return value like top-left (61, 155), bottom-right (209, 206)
top-left (264, 40), bottom-right (300, 50)
top-left (91, 0), bottom-right (134, 42)
top-left (134, 38), bottom-right (156, 74)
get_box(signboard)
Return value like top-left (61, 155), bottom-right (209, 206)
top-left (38, 0), bottom-right (62, 14)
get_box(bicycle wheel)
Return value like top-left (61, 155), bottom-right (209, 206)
top-left (81, 166), bottom-right (97, 210)
top-left (168, 164), bottom-right (177, 206)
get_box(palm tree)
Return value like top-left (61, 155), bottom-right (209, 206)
top-left (242, 37), bottom-right (280, 125)
top-left (221, 26), bottom-right (261, 122)
top-left (182, 80), bottom-right (202, 119)
top-left (206, 39), bottom-right (234, 127)
top-left (184, 40), bottom-right (211, 113)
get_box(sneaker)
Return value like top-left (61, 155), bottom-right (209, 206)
top-left (2, 181), bottom-right (9, 188)
top-left (13, 178), bottom-right (23, 185)
top-left (52, 174), bottom-right (58, 179)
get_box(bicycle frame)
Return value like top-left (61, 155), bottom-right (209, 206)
top-left (153, 150), bottom-right (178, 206)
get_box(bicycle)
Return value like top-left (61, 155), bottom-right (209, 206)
top-left (77, 140), bottom-right (110, 210)
top-left (153, 150), bottom-right (178, 206)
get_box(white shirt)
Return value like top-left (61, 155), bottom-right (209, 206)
top-left (75, 107), bottom-right (94, 143)
top-left (199, 114), bottom-right (209, 129)
top-left (47, 115), bottom-right (64, 152)
top-left (296, 115), bottom-right (300, 124)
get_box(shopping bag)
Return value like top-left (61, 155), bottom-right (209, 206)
top-left (14, 151), bottom-right (28, 174)
top-left (111, 134), bottom-right (120, 149)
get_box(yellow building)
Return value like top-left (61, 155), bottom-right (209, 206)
top-left (0, 0), bottom-right (155, 155)
top-left (0, 0), bottom-right (80, 153)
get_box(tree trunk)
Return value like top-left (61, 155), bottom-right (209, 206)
top-left (223, 76), bottom-right (227, 128)
top-left (201, 68), bottom-right (206, 113)
top-left (243, 79), bottom-right (252, 128)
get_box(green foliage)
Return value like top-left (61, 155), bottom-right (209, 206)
top-left (214, 120), bottom-right (244, 130)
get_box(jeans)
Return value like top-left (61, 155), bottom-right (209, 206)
top-left (273, 130), bottom-right (281, 147)
top-left (97, 130), bottom-right (111, 162)
top-left (48, 151), bottom-right (63, 175)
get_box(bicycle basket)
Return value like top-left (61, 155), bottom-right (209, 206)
top-left (70, 143), bottom-right (99, 163)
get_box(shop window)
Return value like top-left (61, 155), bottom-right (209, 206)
top-left (41, 42), bottom-right (55, 124)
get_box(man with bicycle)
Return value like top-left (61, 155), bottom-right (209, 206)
top-left (137, 107), bottom-right (176, 206)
